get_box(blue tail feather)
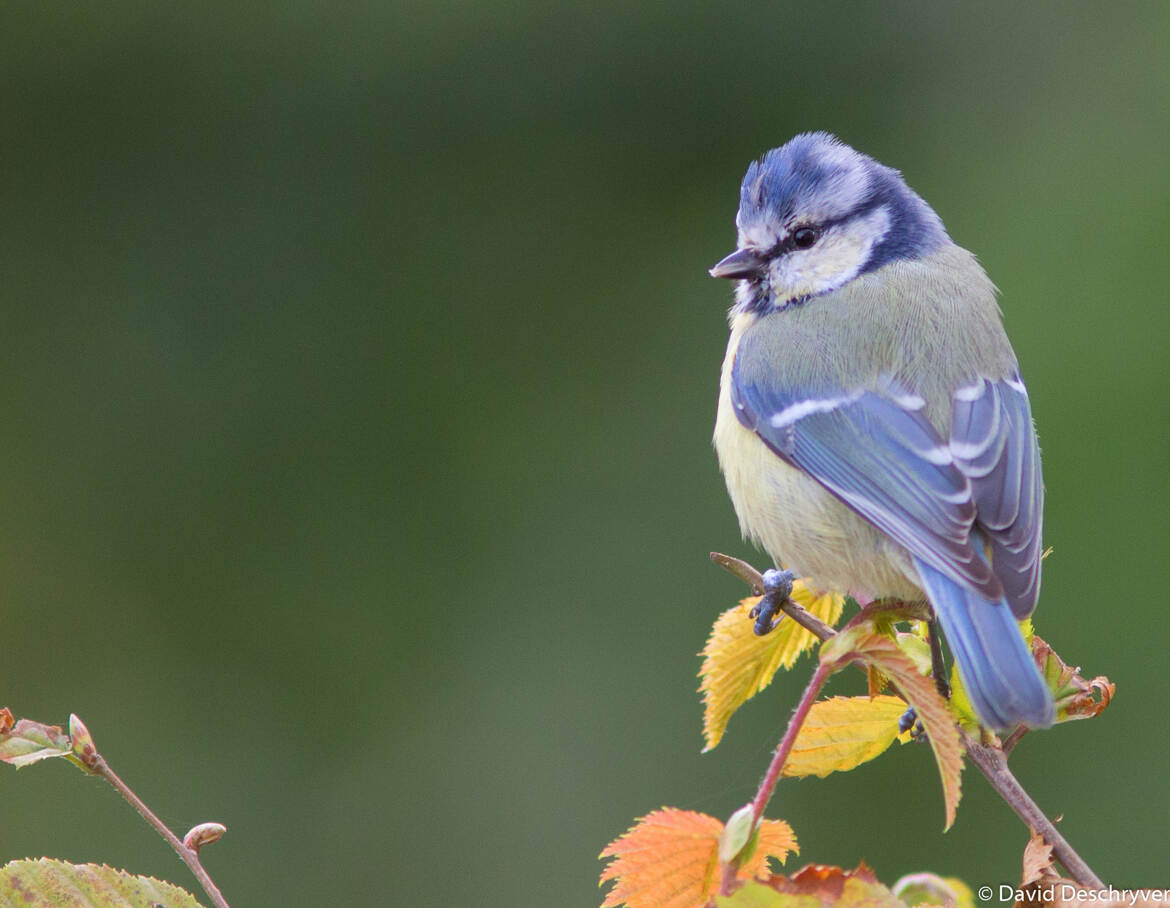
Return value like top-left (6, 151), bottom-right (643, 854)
top-left (915, 558), bottom-right (1054, 731)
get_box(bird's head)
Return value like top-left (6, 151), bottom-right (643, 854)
top-left (710, 132), bottom-right (949, 314)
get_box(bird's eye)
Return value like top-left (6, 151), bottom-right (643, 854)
top-left (792, 227), bottom-right (819, 249)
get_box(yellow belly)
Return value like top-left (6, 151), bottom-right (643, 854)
top-left (713, 314), bottom-right (923, 602)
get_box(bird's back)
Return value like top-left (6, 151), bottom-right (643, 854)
top-left (715, 242), bottom-right (1018, 601)
top-left (732, 243), bottom-right (1017, 435)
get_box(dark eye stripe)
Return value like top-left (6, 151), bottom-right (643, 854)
top-left (770, 223), bottom-right (824, 256)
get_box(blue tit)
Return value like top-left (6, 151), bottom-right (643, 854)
top-left (710, 132), bottom-right (1054, 731)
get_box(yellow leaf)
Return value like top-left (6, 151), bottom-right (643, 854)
top-left (820, 629), bottom-right (963, 829)
top-left (599, 809), bottom-right (798, 908)
top-left (716, 881), bottom-right (802, 907)
top-left (700, 582), bottom-right (844, 751)
top-left (946, 664), bottom-right (980, 731)
top-left (781, 696), bottom-right (908, 779)
top-left (947, 878), bottom-right (975, 908)
top-left (718, 863), bottom-right (905, 908)
top-left (836, 876), bottom-right (912, 908)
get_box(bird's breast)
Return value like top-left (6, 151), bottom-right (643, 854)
top-left (713, 311), bottom-right (923, 601)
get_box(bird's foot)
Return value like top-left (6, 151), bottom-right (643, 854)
top-left (748, 568), bottom-right (796, 635)
top-left (898, 706), bottom-right (926, 741)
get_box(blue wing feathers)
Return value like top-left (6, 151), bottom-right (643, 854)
top-left (731, 351), bottom-right (1051, 729)
top-left (950, 376), bottom-right (1044, 617)
top-left (731, 361), bottom-right (1001, 598)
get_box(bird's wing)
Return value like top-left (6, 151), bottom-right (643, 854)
top-left (731, 356), bottom-right (1003, 601)
top-left (949, 375), bottom-right (1044, 617)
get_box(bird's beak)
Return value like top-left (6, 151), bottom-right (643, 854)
top-left (708, 248), bottom-right (765, 279)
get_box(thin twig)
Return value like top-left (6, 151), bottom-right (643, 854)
top-left (719, 662), bottom-right (834, 897)
top-left (709, 552), bottom-right (766, 594)
top-left (93, 755), bottom-right (231, 908)
top-left (749, 663), bottom-right (834, 826)
top-left (962, 733), bottom-right (1103, 887)
top-left (709, 552), bottom-right (837, 640)
top-left (1000, 725), bottom-right (1028, 756)
top-left (711, 553), bottom-right (1104, 889)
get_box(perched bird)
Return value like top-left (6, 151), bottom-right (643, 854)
top-left (711, 132), bottom-right (1054, 731)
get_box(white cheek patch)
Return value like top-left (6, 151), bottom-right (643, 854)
top-left (771, 207), bottom-right (891, 300)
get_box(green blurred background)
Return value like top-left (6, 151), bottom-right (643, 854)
top-left (2, 3), bottom-right (1167, 904)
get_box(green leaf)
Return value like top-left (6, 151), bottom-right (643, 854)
top-left (894, 632), bottom-right (933, 678)
top-left (893, 872), bottom-right (974, 908)
top-left (0, 859), bottom-right (204, 907)
top-left (717, 881), bottom-right (807, 907)
top-left (0, 718), bottom-right (72, 768)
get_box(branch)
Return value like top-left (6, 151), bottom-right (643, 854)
top-left (69, 715), bottom-right (231, 908)
top-left (710, 553), bottom-right (1104, 889)
top-left (93, 756), bottom-right (231, 908)
top-left (962, 732), bottom-right (1104, 887)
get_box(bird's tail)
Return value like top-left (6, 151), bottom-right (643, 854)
top-left (914, 557), bottom-right (1054, 731)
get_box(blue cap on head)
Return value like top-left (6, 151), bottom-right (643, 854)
top-left (737, 132), bottom-right (949, 274)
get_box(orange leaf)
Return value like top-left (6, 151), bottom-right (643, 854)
top-left (1014, 830), bottom-right (1157, 908)
top-left (600, 809), bottom-right (798, 908)
top-left (1033, 635), bottom-right (1115, 722)
top-left (820, 629), bottom-right (963, 828)
top-left (700, 582), bottom-right (844, 750)
top-left (755, 819), bottom-right (799, 869)
top-left (1020, 829), bottom-right (1057, 886)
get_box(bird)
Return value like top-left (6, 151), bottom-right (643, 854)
top-left (710, 132), bottom-right (1054, 731)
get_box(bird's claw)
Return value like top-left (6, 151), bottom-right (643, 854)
top-left (898, 706), bottom-right (926, 740)
top-left (750, 568), bottom-right (796, 635)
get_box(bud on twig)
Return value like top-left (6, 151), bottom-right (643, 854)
top-left (717, 803), bottom-right (756, 866)
top-left (68, 714), bottom-right (98, 769)
top-left (183, 822), bottom-right (228, 853)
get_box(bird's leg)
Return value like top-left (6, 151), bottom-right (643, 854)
top-left (899, 617), bottom-right (951, 739)
top-left (927, 616), bottom-right (950, 700)
top-left (749, 568), bottom-right (796, 635)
